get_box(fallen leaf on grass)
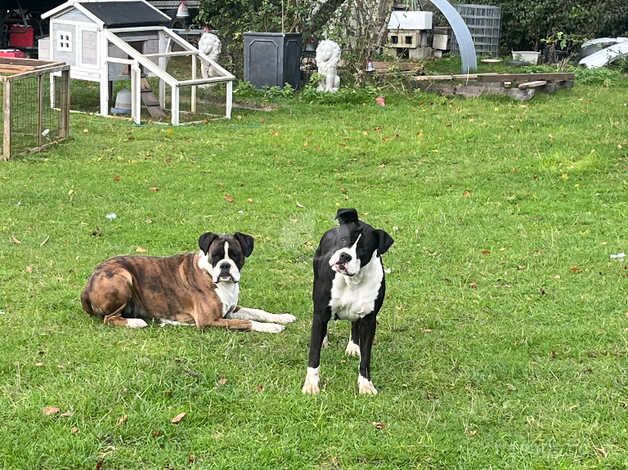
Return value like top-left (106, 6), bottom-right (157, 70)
top-left (116, 415), bottom-right (128, 426)
top-left (372, 421), bottom-right (386, 430)
top-left (217, 377), bottom-right (228, 386)
top-left (224, 193), bottom-right (235, 203)
top-left (595, 447), bottom-right (608, 458)
top-left (113, 175), bottom-right (121, 182)
top-left (481, 249), bottom-right (491, 255)
top-left (171, 412), bottom-right (186, 424)
top-left (469, 282), bottom-right (478, 289)
top-left (296, 201), bottom-right (305, 209)
top-left (149, 186), bottom-right (159, 192)
top-left (35, 362), bottom-right (44, 367)
top-left (26, 266), bottom-right (33, 273)
top-left (152, 430), bottom-right (164, 437)
top-left (570, 266), bottom-right (582, 273)
top-left (463, 190), bottom-right (472, 198)
top-left (71, 426), bottom-right (79, 434)
top-left (247, 198), bottom-right (254, 204)
top-left (42, 406), bottom-right (60, 416)
top-left (60, 411), bottom-right (74, 418)
top-left (255, 384), bottom-right (264, 393)
top-left (135, 247), bottom-right (147, 253)
top-left (10, 235), bottom-right (21, 244)
top-left (92, 227), bottom-right (102, 237)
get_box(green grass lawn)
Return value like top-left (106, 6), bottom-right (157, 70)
top-left (0, 71), bottom-right (626, 468)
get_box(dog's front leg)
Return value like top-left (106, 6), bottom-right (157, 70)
top-left (229, 307), bottom-right (296, 325)
top-left (356, 313), bottom-right (378, 395)
top-left (302, 307), bottom-right (331, 395)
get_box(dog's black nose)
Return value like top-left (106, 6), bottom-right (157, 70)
top-left (338, 253), bottom-right (352, 264)
top-left (220, 262), bottom-right (230, 271)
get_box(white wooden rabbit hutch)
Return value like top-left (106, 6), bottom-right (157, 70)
top-left (40, 0), bottom-right (234, 125)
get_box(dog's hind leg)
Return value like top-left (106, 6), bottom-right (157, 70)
top-left (302, 306), bottom-right (331, 395)
top-left (82, 270), bottom-right (147, 328)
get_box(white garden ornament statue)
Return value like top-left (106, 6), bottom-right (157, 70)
top-left (316, 40), bottom-right (341, 92)
top-left (198, 31), bottom-right (222, 83)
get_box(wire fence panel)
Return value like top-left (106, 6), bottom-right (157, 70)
top-left (1, 61), bottom-right (69, 160)
top-left (450, 4), bottom-right (501, 57)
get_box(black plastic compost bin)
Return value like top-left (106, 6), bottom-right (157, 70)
top-left (244, 32), bottom-right (302, 89)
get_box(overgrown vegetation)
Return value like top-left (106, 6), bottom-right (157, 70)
top-left (196, 0), bottom-right (628, 75)
top-left (0, 72), bottom-right (626, 467)
top-left (465, 0), bottom-right (627, 52)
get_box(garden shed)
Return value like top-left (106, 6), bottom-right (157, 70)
top-left (40, 0), bottom-right (235, 125)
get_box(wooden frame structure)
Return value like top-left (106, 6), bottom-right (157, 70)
top-left (42, 1), bottom-right (234, 126)
top-left (1, 58), bottom-right (70, 161)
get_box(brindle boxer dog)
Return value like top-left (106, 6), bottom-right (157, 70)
top-left (81, 232), bottom-right (296, 333)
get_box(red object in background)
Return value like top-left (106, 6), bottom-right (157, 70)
top-left (9, 25), bottom-right (35, 48)
top-left (0, 49), bottom-right (28, 58)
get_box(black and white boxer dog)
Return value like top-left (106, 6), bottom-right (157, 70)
top-left (302, 209), bottom-right (394, 395)
top-left (81, 232), bottom-right (296, 333)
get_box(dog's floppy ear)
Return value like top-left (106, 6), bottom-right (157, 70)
top-left (234, 232), bottom-right (254, 258)
top-left (198, 232), bottom-right (218, 254)
top-left (375, 229), bottom-right (394, 255)
top-left (336, 208), bottom-right (358, 225)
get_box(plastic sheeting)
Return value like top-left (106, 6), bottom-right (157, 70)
top-left (428, 0), bottom-right (477, 73)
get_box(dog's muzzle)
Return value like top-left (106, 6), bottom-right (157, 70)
top-left (218, 263), bottom-right (235, 282)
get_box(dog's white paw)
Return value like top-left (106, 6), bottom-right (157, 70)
top-left (275, 313), bottom-right (297, 324)
top-left (302, 367), bottom-right (320, 395)
top-left (126, 318), bottom-right (148, 328)
top-left (322, 335), bottom-right (329, 348)
top-left (358, 375), bottom-right (378, 395)
top-left (251, 321), bottom-right (285, 333)
top-left (345, 340), bottom-right (361, 357)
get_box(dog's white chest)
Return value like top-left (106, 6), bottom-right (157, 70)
top-left (329, 253), bottom-right (383, 321)
top-left (215, 282), bottom-right (240, 316)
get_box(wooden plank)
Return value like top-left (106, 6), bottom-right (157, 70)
top-left (0, 65), bottom-right (33, 74)
top-left (6, 64), bottom-right (69, 81)
top-left (141, 78), bottom-right (167, 120)
top-left (414, 74), bottom-right (454, 81)
top-left (415, 72), bottom-right (574, 83)
top-left (176, 76), bottom-right (233, 87)
top-left (143, 50), bottom-right (196, 58)
top-left (0, 57), bottom-right (59, 67)
top-left (475, 72), bottom-right (574, 82)
top-left (518, 80), bottom-right (547, 89)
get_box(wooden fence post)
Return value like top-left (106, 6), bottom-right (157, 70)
top-left (37, 73), bottom-right (44, 148)
top-left (2, 80), bottom-right (11, 160)
top-left (59, 69), bottom-right (70, 139)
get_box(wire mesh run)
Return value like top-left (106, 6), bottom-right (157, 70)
top-left (450, 4), bottom-right (501, 57)
top-left (1, 59), bottom-right (70, 160)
